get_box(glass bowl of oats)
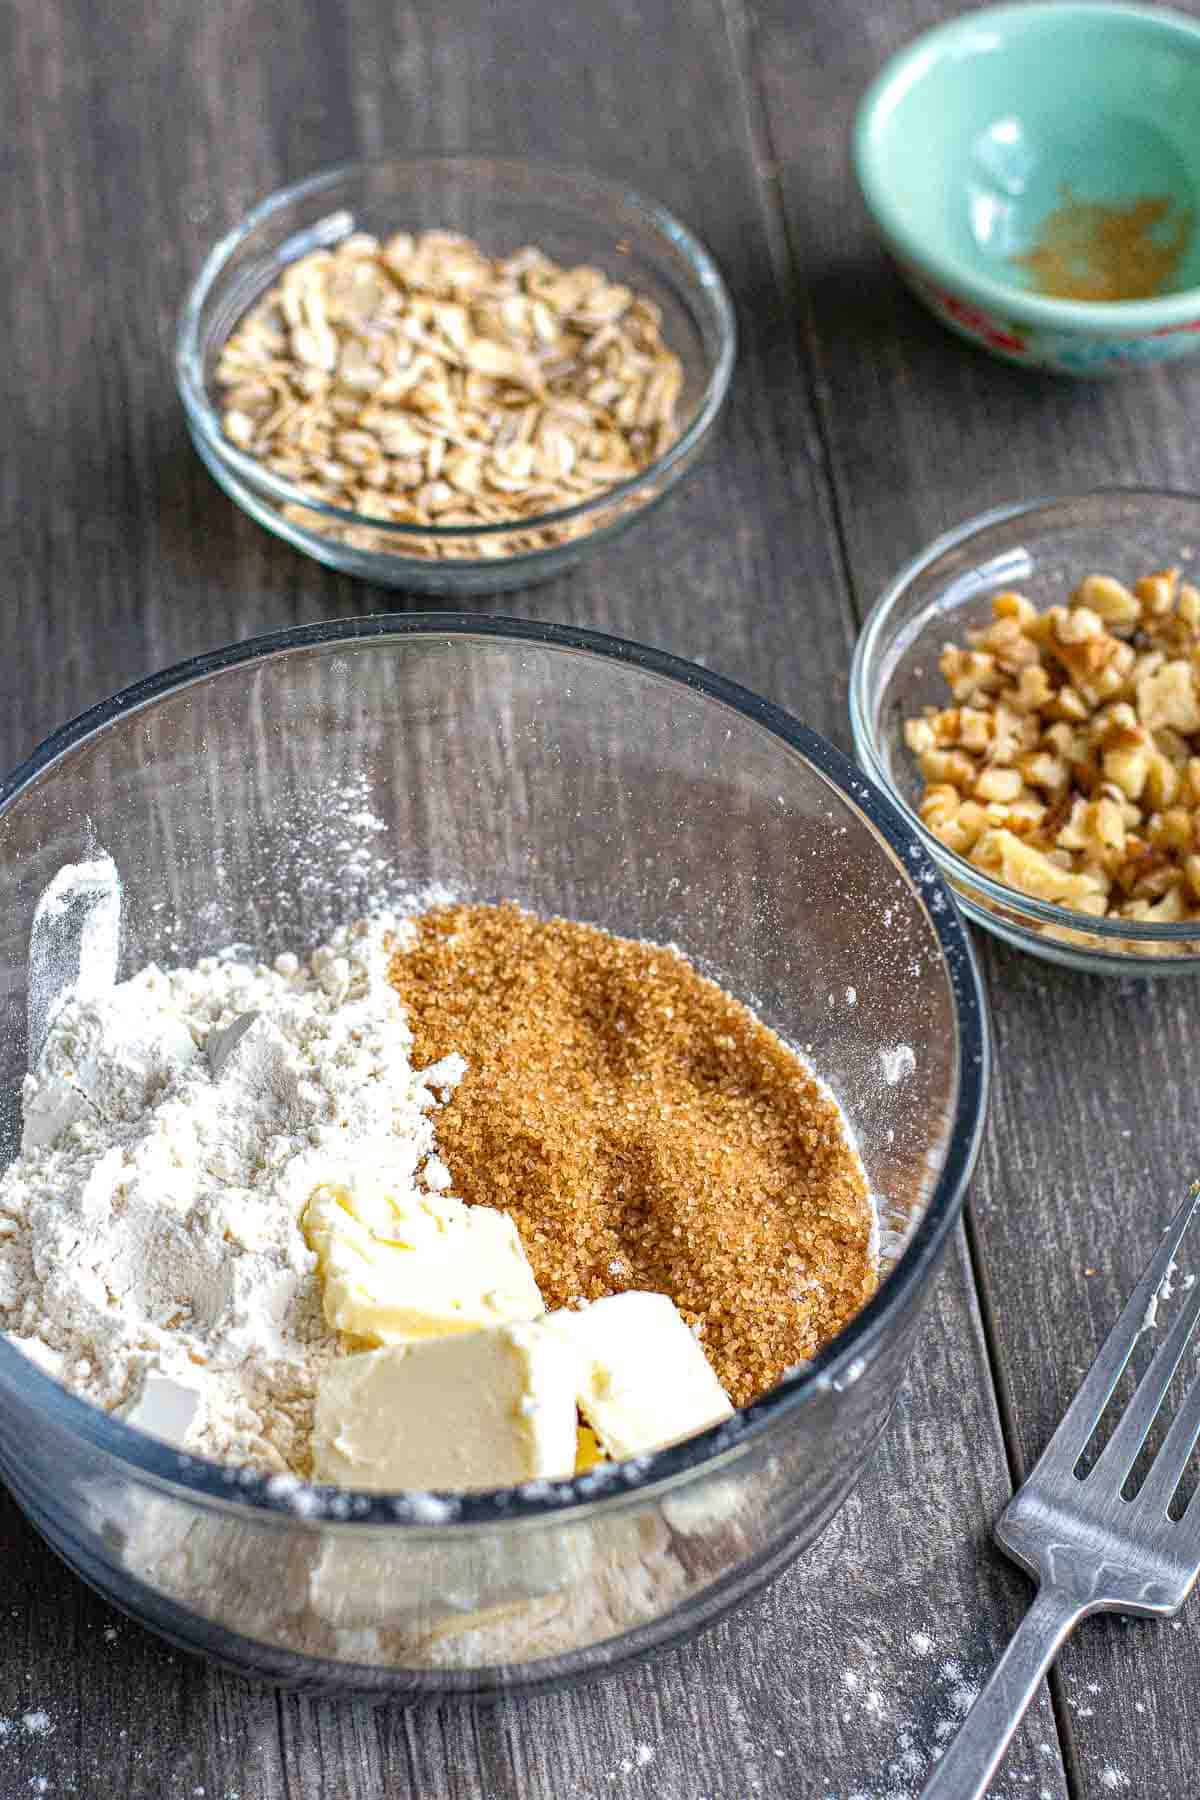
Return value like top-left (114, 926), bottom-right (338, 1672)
top-left (175, 156), bottom-right (735, 593)
top-left (851, 489), bottom-right (1200, 973)
top-left (0, 614), bottom-right (986, 1694)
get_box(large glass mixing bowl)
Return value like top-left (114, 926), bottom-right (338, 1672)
top-left (0, 617), bottom-right (988, 1695)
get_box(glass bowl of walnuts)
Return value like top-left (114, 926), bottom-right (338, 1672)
top-left (850, 490), bottom-right (1200, 974)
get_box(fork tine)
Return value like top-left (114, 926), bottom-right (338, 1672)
top-left (1089, 1274), bottom-right (1200, 1487)
top-left (1140, 1353), bottom-right (1200, 1516)
top-left (1032, 1186), bottom-right (1200, 1475)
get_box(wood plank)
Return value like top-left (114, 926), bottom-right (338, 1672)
top-left (0, 0), bottom-right (1061, 1795)
top-left (751, 0), bottom-right (1200, 1791)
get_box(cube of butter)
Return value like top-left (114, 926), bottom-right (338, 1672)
top-left (551, 1292), bottom-right (733, 1460)
top-left (311, 1322), bottom-right (578, 1490)
top-left (302, 1181), bottom-right (543, 1344)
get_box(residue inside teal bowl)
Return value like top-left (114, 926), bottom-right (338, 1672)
top-left (860, 4), bottom-right (1200, 307)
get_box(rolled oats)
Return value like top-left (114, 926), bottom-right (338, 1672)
top-left (214, 230), bottom-right (684, 561)
top-left (904, 568), bottom-right (1200, 946)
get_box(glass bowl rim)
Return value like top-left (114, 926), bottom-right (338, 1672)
top-left (0, 612), bottom-right (989, 1525)
top-left (175, 152), bottom-right (737, 545)
top-left (853, 1), bottom-right (1200, 334)
top-left (850, 485), bottom-right (1200, 952)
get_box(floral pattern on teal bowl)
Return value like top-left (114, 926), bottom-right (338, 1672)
top-left (855, 4), bottom-right (1200, 378)
top-left (899, 261), bottom-right (1200, 375)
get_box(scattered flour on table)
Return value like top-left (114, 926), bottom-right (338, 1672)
top-left (879, 1045), bottom-right (916, 1086)
top-left (0, 1710), bottom-right (58, 1748)
top-left (605, 1745), bottom-right (656, 1781)
top-left (830, 1626), bottom-right (1053, 1799)
top-left (0, 913), bottom-right (465, 1474)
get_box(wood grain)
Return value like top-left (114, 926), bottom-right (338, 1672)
top-left (0, 0), bottom-right (1150, 1790)
top-left (752, 0), bottom-right (1200, 1793)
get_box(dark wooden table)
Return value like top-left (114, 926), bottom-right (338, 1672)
top-left (3, 0), bottom-right (1199, 1794)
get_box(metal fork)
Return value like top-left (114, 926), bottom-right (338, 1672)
top-left (923, 1186), bottom-right (1200, 1800)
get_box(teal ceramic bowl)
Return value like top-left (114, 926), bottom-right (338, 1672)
top-left (854, 3), bottom-right (1200, 374)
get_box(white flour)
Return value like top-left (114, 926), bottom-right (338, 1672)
top-left (0, 913), bottom-right (464, 1473)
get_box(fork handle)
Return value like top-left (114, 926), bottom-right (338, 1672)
top-left (921, 1584), bottom-right (1087, 1800)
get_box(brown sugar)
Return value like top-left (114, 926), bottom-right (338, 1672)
top-left (1015, 187), bottom-right (1193, 302)
top-left (388, 903), bottom-right (876, 1407)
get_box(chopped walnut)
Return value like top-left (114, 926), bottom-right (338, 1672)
top-left (904, 566), bottom-right (1200, 942)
